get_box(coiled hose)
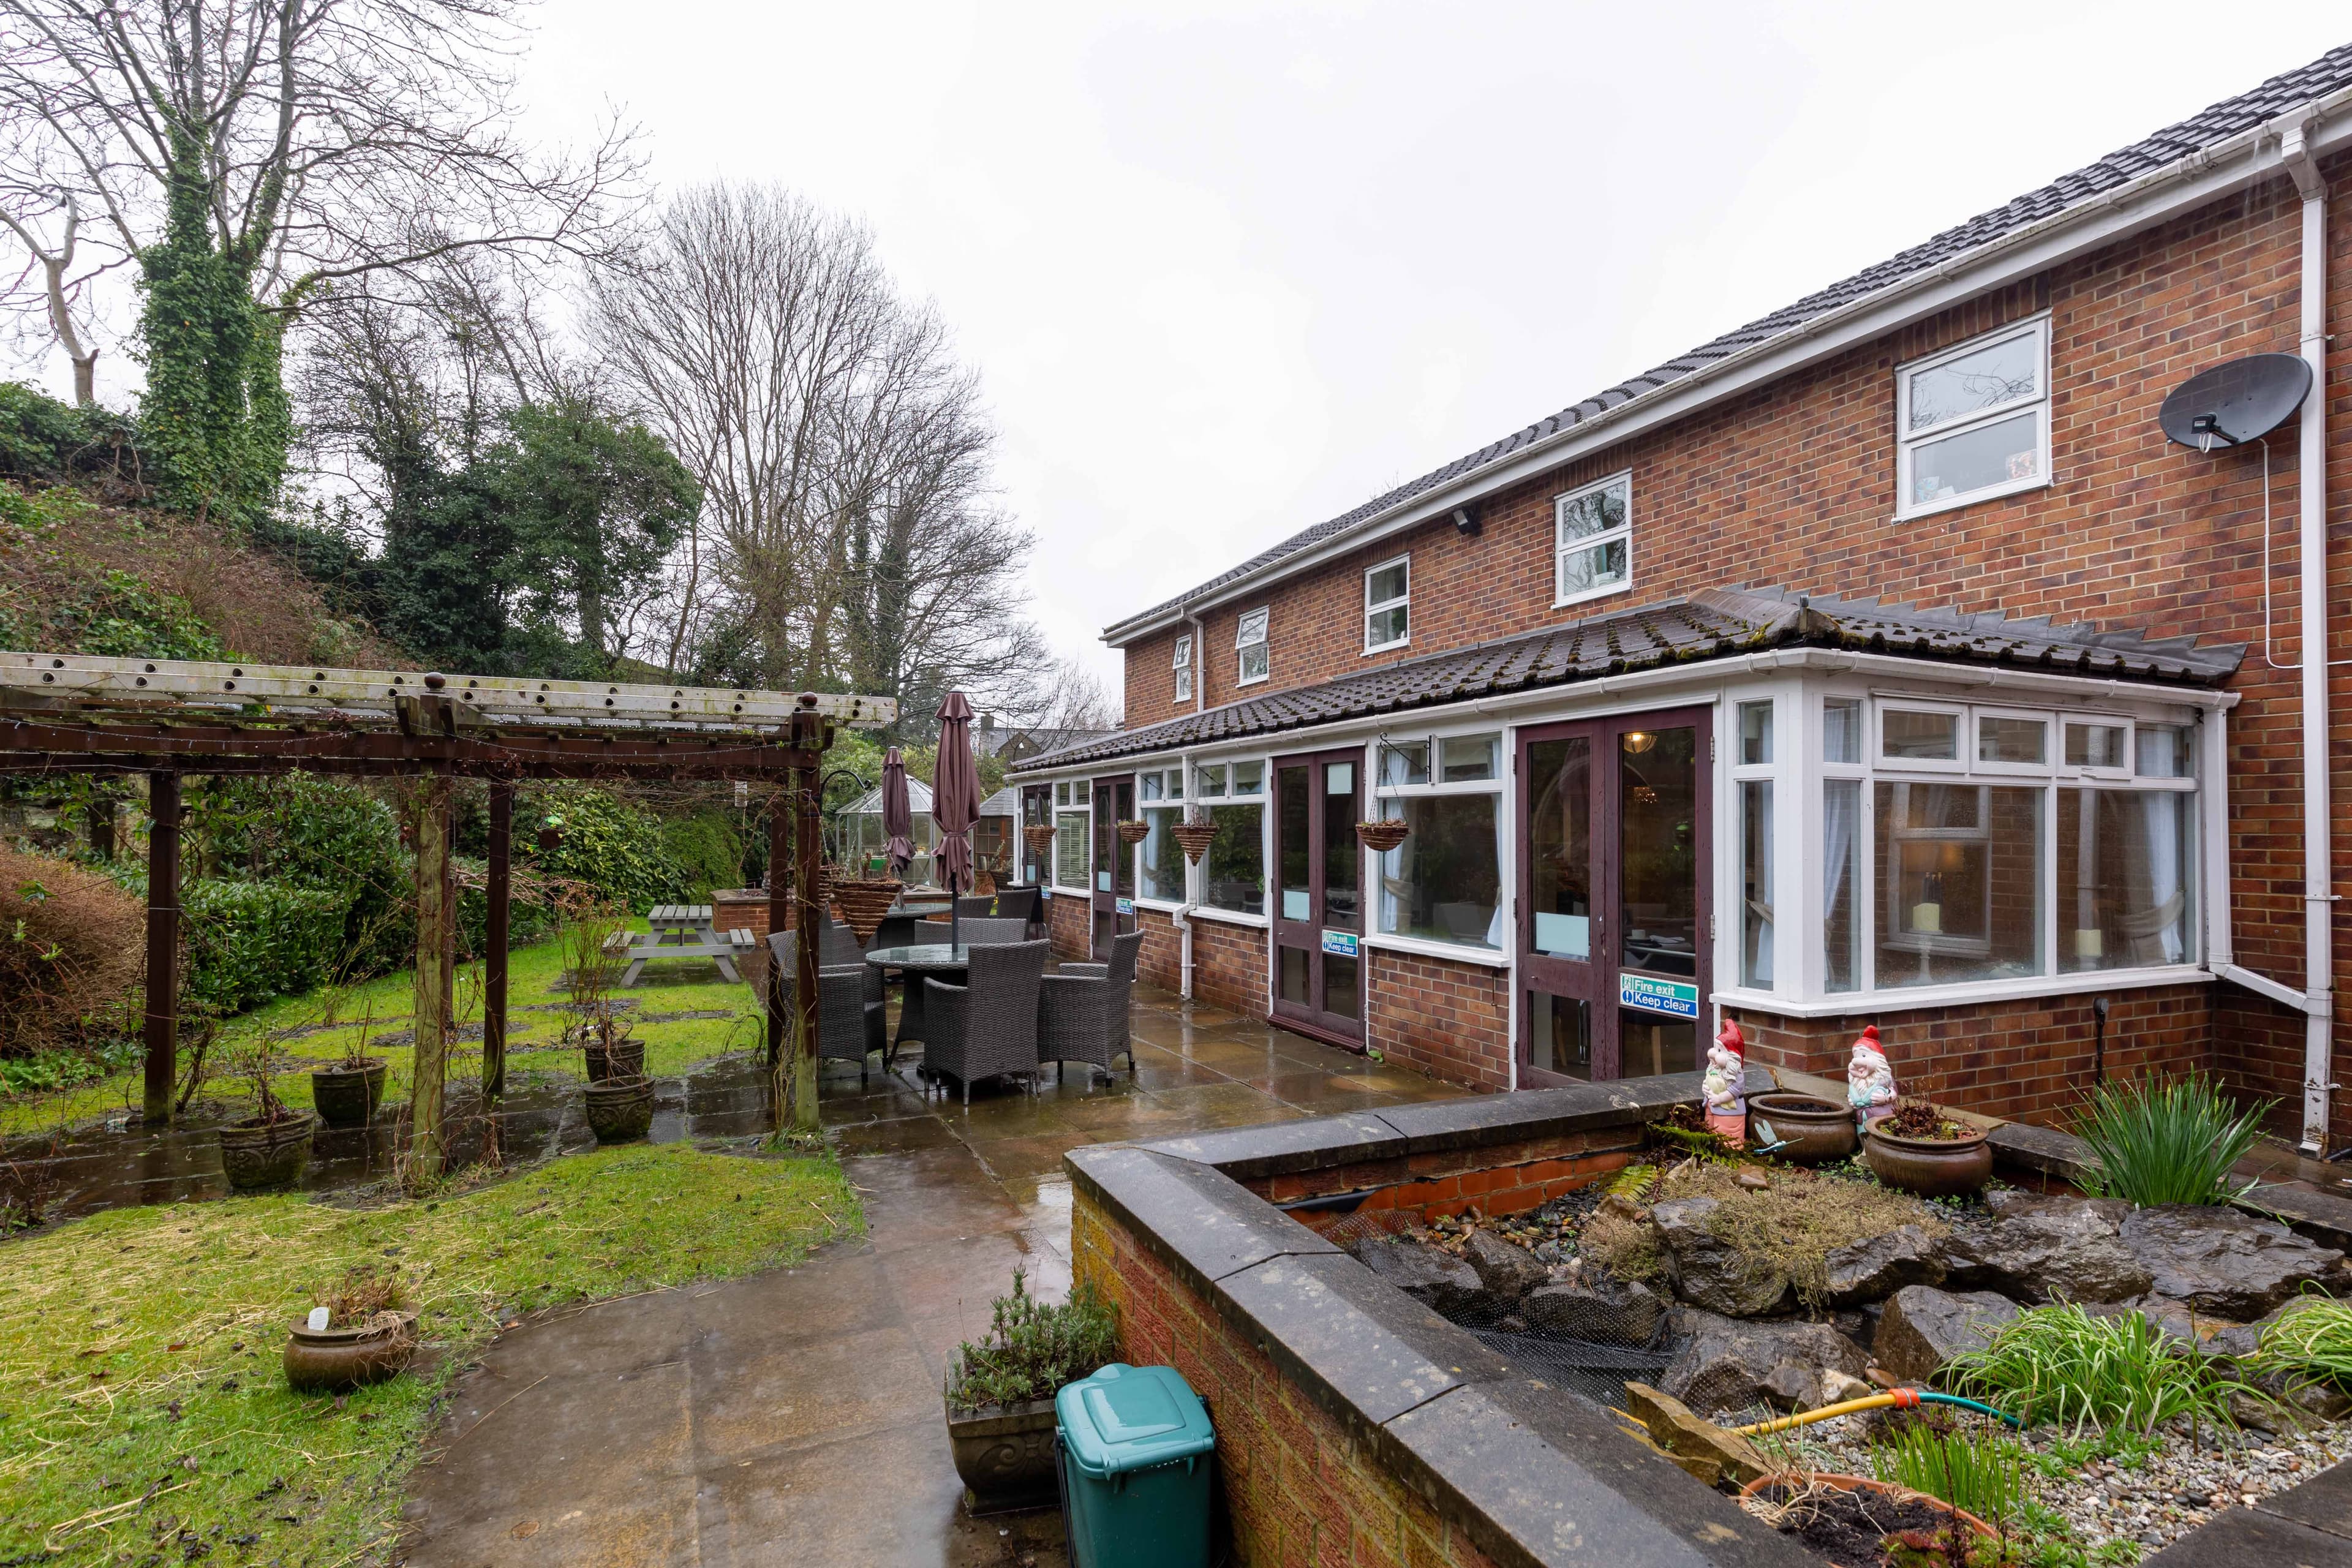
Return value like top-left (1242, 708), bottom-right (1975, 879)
top-left (1730, 1387), bottom-right (2021, 1437)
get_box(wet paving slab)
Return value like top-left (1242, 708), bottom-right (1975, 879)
top-left (397, 982), bottom-right (1474, 1567)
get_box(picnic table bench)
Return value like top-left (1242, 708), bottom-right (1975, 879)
top-left (616, 904), bottom-right (753, 986)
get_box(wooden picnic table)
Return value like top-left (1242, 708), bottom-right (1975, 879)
top-left (616, 905), bottom-right (753, 986)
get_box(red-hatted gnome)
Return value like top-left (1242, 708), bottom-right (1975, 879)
top-left (1847, 1023), bottom-right (1898, 1130)
top-left (1702, 1018), bottom-right (1747, 1146)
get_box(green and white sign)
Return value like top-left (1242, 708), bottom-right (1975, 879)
top-left (1619, 973), bottom-right (1700, 1020)
top-left (1321, 930), bottom-right (1359, 958)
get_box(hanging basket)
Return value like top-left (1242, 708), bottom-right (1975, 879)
top-left (1356, 818), bottom-right (1409, 853)
top-left (1170, 821), bottom-right (1218, 864)
top-left (1022, 823), bottom-right (1057, 854)
top-left (832, 878), bottom-right (903, 944)
top-left (1115, 819), bottom-right (1150, 846)
top-left (535, 825), bottom-right (562, 853)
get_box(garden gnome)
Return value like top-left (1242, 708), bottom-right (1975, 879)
top-left (1701, 1019), bottom-right (1747, 1147)
top-left (1847, 1024), bottom-right (1898, 1129)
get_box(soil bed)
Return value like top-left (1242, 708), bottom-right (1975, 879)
top-left (1743, 1480), bottom-right (1966, 1567)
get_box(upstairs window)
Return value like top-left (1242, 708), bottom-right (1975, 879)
top-left (1364, 557), bottom-right (1410, 652)
top-left (1897, 317), bottom-right (2050, 518)
top-left (1236, 608), bottom-right (1270, 685)
top-left (1555, 473), bottom-right (1632, 608)
top-left (1172, 634), bottom-right (1193, 704)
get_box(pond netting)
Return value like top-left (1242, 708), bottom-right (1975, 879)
top-left (1319, 1186), bottom-right (1679, 1410)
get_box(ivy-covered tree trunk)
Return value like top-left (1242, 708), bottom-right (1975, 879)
top-left (137, 118), bottom-right (290, 530)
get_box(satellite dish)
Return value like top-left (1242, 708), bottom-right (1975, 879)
top-left (2159, 353), bottom-right (2312, 451)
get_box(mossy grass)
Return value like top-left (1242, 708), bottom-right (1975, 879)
top-left (1, 917), bottom-right (764, 1138)
top-left (0, 1142), bottom-right (859, 1562)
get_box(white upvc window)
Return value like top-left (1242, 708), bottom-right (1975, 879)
top-left (1052, 779), bottom-right (1090, 891)
top-left (1172, 634), bottom-right (1193, 704)
top-left (1364, 556), bottom-right (1410, 653)
top-left (1554, 472), bottom-right (1632, 608)
top-left (1371, 729), bottom-right (1506, 952)
top-left (1138, 766), bottom-right (1189, 903)
top-left (1896, 316), bottom-right (2051, 519)
top-left (1236, 607), bottom-right (1270, 686)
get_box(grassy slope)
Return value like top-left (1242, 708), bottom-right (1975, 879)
top-left (2, 920), bottom-right (763, 1137)
top-left (0, 1144), bottom-right (859, 1564)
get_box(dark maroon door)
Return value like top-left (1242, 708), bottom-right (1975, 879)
top-left (1517, 706), bottom-right (1711, 1084)
top-left (1090, 775), bottom-right (1134, 957)
top-left (1270, 748), bottom-right (1363, 1045)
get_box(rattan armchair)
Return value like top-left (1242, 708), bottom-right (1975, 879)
top-left (955, 894), bottom-right (997, 918)
top-left (1038, 929), bottom-right (1143, 1085)
top-left (766, 930), bottom-right (887, 1084)
top-left (921, 939), bottom-right (1050, 1104)
top-left (994, 884), bottom-right (1041, 937)
top-left (957, 916), bottom-right (1032, 946)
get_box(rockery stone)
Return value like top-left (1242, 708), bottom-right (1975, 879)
top-left (1660, 1308), bottom-right (1869, 1416)
top-left (2120, 1206), bottom-right (2344, 1319)
top-left (1460, 1227), bottom-right (1548, 1303)
top-left (1521, 1274), bottom-right (1669, 1347)
top-left (1874, 1285), bottom-right (2022, 1384)
top-left (1940, 1196), bottom-right (2150, 1304)
top-left (1823, 1224), bottom-right (1947, 1306)
top-left (1651, 1197), bottom-right (1794, 1317)
top-left (1352, 1233), bottom-right (1488, 1316)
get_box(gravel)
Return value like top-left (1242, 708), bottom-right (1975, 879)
top-left (1754, 1415), bottom-right (2342, 1559)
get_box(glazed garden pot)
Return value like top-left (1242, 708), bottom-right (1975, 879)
top-left (1864, 1123), bottom-right (1994, 1198)
top-left (582, 1038), bottom-right (646, 1083)
top-left (584, 1074), bottom-right (655, 1143)
top-left (284, 1311), bottom-right (418, 1395)
top-left (309, 1059), bottom-right (386, 1129)
top-left (944, 1395), bottom-right (1060, 1515)
top-left (1748, 1093), bottom-right (1858, 1164)
top-left (218, 1112), bottom-right (316, 1191)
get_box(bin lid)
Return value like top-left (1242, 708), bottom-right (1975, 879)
top-left (1055, 1363), bottom-right (1215, 1479)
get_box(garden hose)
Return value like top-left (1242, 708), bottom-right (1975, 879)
top-left (1730, 1387), bottom-right (2022, 1437)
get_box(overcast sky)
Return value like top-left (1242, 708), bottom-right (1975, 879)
top-left (19, 3), bottom-right (2350, 695)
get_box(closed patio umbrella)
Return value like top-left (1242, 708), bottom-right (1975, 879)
top-left (932, 692), bottom-right (979, 952)
top-left (881, 747), bottom-right (915, 879)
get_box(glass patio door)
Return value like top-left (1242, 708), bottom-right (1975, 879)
top-left (1270, 748), bottom-right (1363, 1044)
top-left (1517, 707), bottom-right (1712, 1084)
top-left (1091, 775), bottom-right (1134, 957)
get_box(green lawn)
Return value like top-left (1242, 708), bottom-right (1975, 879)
top-left (2, 921), bottom-right (766, 1138)
top-left (0, 1143), bottom-right (859, 1564)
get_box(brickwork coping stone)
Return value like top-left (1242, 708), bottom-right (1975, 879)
top-left (1986, 1118), bottom-right (2352, 1256)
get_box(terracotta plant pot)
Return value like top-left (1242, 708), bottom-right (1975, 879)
top-left (945, 1394), bottom-right (1061, 1516)
top-left (1737, 1472), bottom-right (1997, 1540)
top-left (1748, 1093), bottom-right (1858, 1164)
top-left (309, 1059), bottom-right (386, 1129)
top-left (284, 1311), bottom-right (418, 1394)
top-left (582, 1037), bottom-right (645, 1083)
top-left (1170, 821), bottom-right (1218, 863)
top-left (218, 1111), bottom-right (316, 1191)
top-left (1356, 819), bottom-right (1409, 853)
top-left (1115, 818), bottom-right (1150, 846)
top-left (584, 1074), bottom-right (655, 1143)
top-left (1865, 1122), bottom-right (1994, 1198)
top-left (832, 878), bottom-right (904, 944)
top-left (1022, 823), bottom-right (1056, 854)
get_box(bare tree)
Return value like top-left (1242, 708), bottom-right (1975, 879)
top-left (0, 0), bottom-right (639, 389)
top-left (1025, 655), bottom-right (1123, 733)
top-left (595, 181), bottom-right (1049, 723)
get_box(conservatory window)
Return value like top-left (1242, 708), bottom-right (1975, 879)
top-left (1200, 761), bottom-right (1265, 915)
top-left (1733, 700), bottom-right (1775, 988)
top-left (1374, 732), bottom-right (1504, 950)
top-left (1139, 767), bottom-right (1187, 903)
top-left (1054, 781), bottom-right (1090, 891)
top-left (1874, 782), bottom-right (2045, 987)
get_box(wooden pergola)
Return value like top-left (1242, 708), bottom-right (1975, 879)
top-left (0, 651), bottom-right (896, 1170)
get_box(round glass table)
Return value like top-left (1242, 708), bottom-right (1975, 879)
top-left (864, 943), bottom-right (970, 1052)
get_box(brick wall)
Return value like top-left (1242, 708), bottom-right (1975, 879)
top-left (1072, 1187), bottom-right (1507, 1568)
top-left (1238, 1123), bottom-right (1639, 1220)
top-left (1046, 890), bottom-right (1091, 962)
top-left (1191, 916), bottom-right (1270, 1018)
top-left (1107, 151), bottom-right (2352, 1133)
top-left (1366, 949), bottom-right (1511, 1091)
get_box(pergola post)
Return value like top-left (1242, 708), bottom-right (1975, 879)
top-left (484, 781), bottom-right (511, 1101)
top-left (788, 712), bottom-right (823, 1134)
top-left (766, 796), bottom-right (789, 1079)
top-left (409, 774), bottom-right (454, 1186)
top-left (141, 770), bottom-right (180, 1125)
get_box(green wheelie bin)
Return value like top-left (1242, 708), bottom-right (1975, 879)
top-left (1055, 1362), bottom-right (1215, 1568)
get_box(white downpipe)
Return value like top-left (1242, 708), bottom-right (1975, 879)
top-left (2282, 115), bottom-right (2337, 1153)
top-left (1172, 748), bottom-right (1199, 1001)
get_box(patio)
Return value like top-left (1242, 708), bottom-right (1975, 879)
top-left (396, 982), bottom-right (1470, 1566)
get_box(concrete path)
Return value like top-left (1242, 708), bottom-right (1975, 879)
top-left (397, 986), bottom-right (1468, 1567)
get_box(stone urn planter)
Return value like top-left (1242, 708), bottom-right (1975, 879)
top-left (945, 1395), bottom-right (1061, 1516)
top-left (832, 878), bottom-right (904, 944)
top-left (1864, 1119), bottom-right (1993, 1199)
top-left (1748, 1093), bottom-right (1857, 1164)
top-left (284, 1311), bottom-right (418, 1394)
top-left (1355, 818), bottom-right (1409, 853)
top-left (309, 1059), bottom-right (386, 1129)
top-left (219, 1111), bottom-right (317, 1191)
top-left (582, 1036), bottom-right (645, 1083)
top-left (584, 1074), bottom-right (656, 1143)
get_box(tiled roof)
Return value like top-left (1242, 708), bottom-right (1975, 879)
top-left (1018, 586), bottom-right (2242, 772)
top-left (1110, 43), bottom-right (2352, 637)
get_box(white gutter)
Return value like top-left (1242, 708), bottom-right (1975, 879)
top-left (2279, 113), bottom-right (2338, 1154)
top-left (1103, 86), bottom-right (2352, 647)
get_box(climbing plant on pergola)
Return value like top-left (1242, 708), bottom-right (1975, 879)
top-left (0, 651), bottom-right (895, 1174)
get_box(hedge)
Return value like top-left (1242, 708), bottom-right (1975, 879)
top-left (181, 881), bottom-right (351, 1015)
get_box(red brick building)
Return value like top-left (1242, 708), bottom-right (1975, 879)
top-left (1008, 46), bottom-right (2352, 1150)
